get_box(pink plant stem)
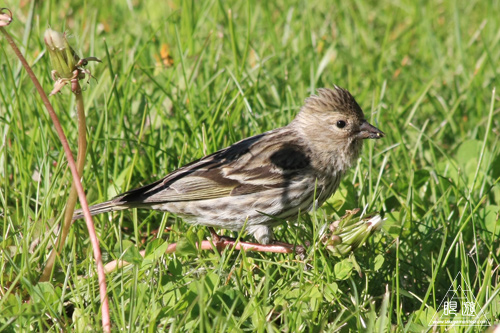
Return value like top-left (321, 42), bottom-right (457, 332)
top-left (40, 79), bottom-right (87, 283)
top-left (0, 27), bottom-right (110, 332)
top-left (104, 240), bottom-right (297, 273)
top-left (202, 240), bottom-right (296, 253)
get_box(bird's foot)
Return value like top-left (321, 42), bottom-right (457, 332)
top-left (208, 227), bottom-right (236, 243)
top-left (271, 241), bottom-right (306, 255)
top-left (207, 227), bottom-right (306, 254)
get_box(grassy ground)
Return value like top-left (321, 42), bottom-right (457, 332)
top-left (1, 0), bottom-right (499, 331)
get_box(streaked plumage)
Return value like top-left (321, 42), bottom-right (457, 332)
top-left (74, 86), bottom-right (384, 244)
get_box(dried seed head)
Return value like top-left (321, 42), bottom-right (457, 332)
top-left (44, 28), bottom-right (101, 95)
top-left (44, 28), bottom-right (79, 79)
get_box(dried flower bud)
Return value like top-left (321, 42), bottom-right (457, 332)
top-left (321, 210), bottom-right (386, 256)
top-left (0, 8), bottom-right (13, 27)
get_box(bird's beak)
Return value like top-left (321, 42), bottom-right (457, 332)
top-left (357, 120), bottom-right (384, 139)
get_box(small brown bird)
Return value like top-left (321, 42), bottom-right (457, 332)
top-left (74, 86), bottom-right (383, 251)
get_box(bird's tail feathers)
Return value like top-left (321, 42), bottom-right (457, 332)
top-left (72, 200), bottom-right (128, 220)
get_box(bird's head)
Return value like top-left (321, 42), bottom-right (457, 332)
top-left (292, 86), bottom-right (384, 170)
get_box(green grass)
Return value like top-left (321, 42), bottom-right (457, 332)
top-left (1, 0), bottom-right (499, 331)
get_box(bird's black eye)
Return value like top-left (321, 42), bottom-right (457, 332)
top-left (336, 120), bottom-right (346, 128)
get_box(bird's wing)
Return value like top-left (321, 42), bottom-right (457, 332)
top-left (115, 128), bottom-right (312, 204)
